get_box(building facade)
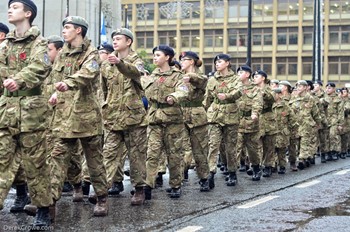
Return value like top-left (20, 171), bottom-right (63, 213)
top-left (122, 0), bottom-right (350, 85)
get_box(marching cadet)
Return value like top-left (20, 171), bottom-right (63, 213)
top-left (179, 51), bottom-right (210, 191)
top-left (325, 82), bottom-right (343, 160)
top-left (272, 87), bottom-right (298, 174)
top-left (270, 79), bottom-right (279, 89)
top-left (339, 88), bottom-right (350, 158)
top-left (0, 0), bottom-right (53, 228)
top-left (0, 22), bottom-right (9, 43)
top-left (100, 28), bottom-right (148, 205)
top-left (236, 65), bottom-right (263, 181)
top-left (252, 70), bottom-right (277, 177)
top-left (143, 45), bottom-right (188, 199)
top-left (312, 81), bottom-right (329, 163)
top-left (49, 16), bottom-right (108, 216)
top-left (203, 54), bottom-right (242, 187)
top-left (290, 80), bottom-right (322, 169)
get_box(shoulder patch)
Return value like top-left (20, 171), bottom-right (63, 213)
top-left (43, 53), bottom-right (51, 65)
top-left (90, 60), bottom-right (99, 70)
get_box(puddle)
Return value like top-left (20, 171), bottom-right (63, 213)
top-left (304, 198), bottom-right (350, 217)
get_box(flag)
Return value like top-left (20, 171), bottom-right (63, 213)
top-left (100, 11), bottom-right (107, 44)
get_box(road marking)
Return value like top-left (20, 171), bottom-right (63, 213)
top-left (237, 196), bottom-right (279, 209)
top-left (334, 169), bottom-right (350, 175)
top-left (176, 226), bottom-right (203, 232)
top-left (295, 180), bottom-right (321, 188)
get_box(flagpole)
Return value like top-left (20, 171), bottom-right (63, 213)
top-left (98, 0), bottom-right (102, 45)
top-left (66, 0), bottom-right (69, 17)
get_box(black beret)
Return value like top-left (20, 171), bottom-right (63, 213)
top-left (253, 70), bottom-right (268, 78)
top-left (236, 65), bottom-right (252, 74)
top-left (214, 54), bottom-right (231, 63)
top-left (306, 80), bottom-right (314, 90)
top-left (152, 45), bottom-right (175, 57)
top-left (9, 0), bottom-right (37, 19)
top-left (0, 23), bottom-right (9, 34)
top-left (313, 80), bottom-right (323, 86)
top-left (98, 43), bottom-right (114, 53)
top-left (326, 82), bottom-right (336, 88)
top-left (179, 51), bottom-right (199, 61)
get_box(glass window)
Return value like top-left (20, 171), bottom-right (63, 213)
top-left (303, 0), bottom-right (314, 15)
top-left (136, 3), bottom-right (154, 21)
top-left (329, 0), bottom-right (341, 14)
top-left (181, 30), bottom-right (200, 48)
top-left (228, 0), bottom-right (239, 17)
top-left (136, 32), bottom-right (154, 49)
top-left (240, 0), bottom-right (248, 17)
top-left (302, 57), bottom-right (312, 75)
top-left (289, 63), bottom-right (297, 75)
top-left (158, 31), bottom-right (176, 48)
top-left (342, 32), bottom-right (350, 44)
top-left (278, 34), bottom-right (287, 45)
top-left (228, 29), bottom-right (246, 47)
top-left (205, 0), bottom-right (224, 18)
top-left (191, 1), bottom-right (201, 18)
top-left (252, 58), bottom-right (272, 75)
top-left (278, 0), bottom-right (299, 16)
top-left (204, 29), bottom-right (223, 47)
top-left (303, 27), bottom-right (313, 44)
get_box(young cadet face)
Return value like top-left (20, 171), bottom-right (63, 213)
top-left (47, 43), bottom-right (61, 63)
top-left (253, 74), bottom-right (264, 85)
top-left (112, 35), bottom-right (131, 52)
top-left (215, 59), bottom-right (229, 72)
top-left (238, 70), bottom-right (250, 82)
top-left (342, 89), bottom-right (349, 98)
top-left (8, 2), bottom-right (31, 24)
top-left (270, 82), bottom-right (279, 89)
top-left (62, 24), bottom-right (80, 44)
top-left (297, 84), bottom-right (307, 94)
top-left (153, 50), bottom-right (168, 67)
top-left (313, 83), bottom-right (321, 92)
top-left (326, 86), bottom-right (335, 95)
top-left (180, 57), bottom-right (194, 71)
top-left (98, 50), bottom-right (109, 61)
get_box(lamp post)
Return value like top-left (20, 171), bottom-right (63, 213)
top-left (312, 0), bottom-right (322, 82)
top-left (124, 4), bottom-right (128, 28)
top-left (246, 0), bottom-right (252, 67)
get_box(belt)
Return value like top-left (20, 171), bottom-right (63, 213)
top-left (3, 86), bottom-right (42, 97)
top-left (181, 101), bottom-right (202, 108)
top-left (214, 99), bottom-right (235, 105)
top-left (241, 110), bottom-right (252, 117)
top-left (152, 102), bottom-right (172, 109)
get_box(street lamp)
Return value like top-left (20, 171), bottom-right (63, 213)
top-left (124, 5), bottom-right (128, 28)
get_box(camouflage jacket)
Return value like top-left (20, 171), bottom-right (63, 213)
top-left (237, 82), bottom-right (263, 133)
top-left (325, 92), bottom-right (343, 127)
top-left (313, 90), bottom-right (328, 129)
top-left (0, 26), bottom-right (51, 134)
top-left (260, 85), bottom-right (277, 136)
top-left (143, 66), bottom-right (188, 125)
top-left (340, 97), bottom-right (350, 133)
top-left (290, 92), bottom-right (322, 137)
top-left (50, 38), bottom-right (103, 138)
top-left (101, 50), bottom-right (147, 131)
top-left (181, 71), bottom-right (208, 128)
top-left (273, 100), bottom-right (298, 148)
top-left (203, 70), bottom-right (242, 126)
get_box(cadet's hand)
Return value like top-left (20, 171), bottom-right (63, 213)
top-left (55, 82), bottom-right (68, 92)
top-left (183, 76), bottom-right (190, 83)
top-left (48, 93), bottom-right (58, 106)
top-left (107, 54), bottom-right (120, 65)
top-left (338, 125), bottom-right (343, 132)
top-left (3, 79), bottom-right (18, 92)
top-left (217, 93), bottom-right (226, 100)
top-left (166, 96), bottom-right (175, 105)
top-left (251, 114), bottom-right (258, 121)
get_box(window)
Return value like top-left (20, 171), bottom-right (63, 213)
top-left (228, 0), bottom-right (239, 17)
top-left (181, 30), bottom-right (200, 48)
top-left (252, 58), bottom-right (272, 76)
top-left (278, 0), bottom-right (299, 16)
top-left (330, 26), bottom-right (350, 44)
top-left (303, 0), bottom-right (314, 15)
top-left (329, 57), bottom-right (350, 75)
top-left (204, 29), bottom-right (223, 47)
top-left (276, 57), bottom-right (297, 75)
top-left (136, 3), bottom-right (154, 21)
top-left (122, 4), bottom-right (133, 26)
top-left (303, 27), bottom-right (313, 44)
top-left (136, 32), bottom-right (153, 49)
top-left (228, 29), bottom-right (246, 47)
top-left (302, 57), bottom-right (312, 75)
top-left (205, 0), bottom-right (224, 18)
top-left (278, 27), bottom-right (298, 45)
top-left (253, 0), bottom-right (273, 17)
top-left (253, 28), bottom-right (272, 46)
top-left (158, 31), bottom-right (176, 48)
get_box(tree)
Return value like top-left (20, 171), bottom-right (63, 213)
top-left (138, 49), bottom-right (156, 74)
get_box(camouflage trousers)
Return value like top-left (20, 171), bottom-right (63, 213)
top-left (0, 130), bottom-right (53, 209)
top-left (237, 132), bottom-right (262, 166)
top-left (219, 140), bottom-right (227, 166)
top-left (318, 128), bottom-right (329, 153)
top-left (103, 127), bottom-right (147, 188)
top-left (329, 126), bottom-right (341, 152)
top-left (182, 128), bottom-right (193, 174)
top-left (299, 133), bottom-right (315, 160)
top-left (146, 123), bottom-right (185, 189)
top-left (341, 133), bottom-right (349, 153)
top-left (50, 136), bottom-right (107, 201)
top-left (288, 137), bottom-right (300, 164)
top-left (208, 124), bottom-right (238, 173)
top-left (157, 151), bottom-right (167, 174)
top-left (186, 125), bottom-right (210, 179)
top-left (276, 147), bottom-right (287, 167)
top-left (262, 134), bottom-right (276, 167)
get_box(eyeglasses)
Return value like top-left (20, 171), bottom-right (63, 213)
top-left (98, 51), bottom-right (108, 55)
top-left (180, 58), bottom-right (192, 62)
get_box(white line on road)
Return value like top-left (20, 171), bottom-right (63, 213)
top-left (237, 196), bottom-right (280, 209)
top-left (295, 180), bottom-right (321, 188)
top-left (176, 226), bottom-right (203, 232)
top-left (334, 169), bottom-right (350, 175)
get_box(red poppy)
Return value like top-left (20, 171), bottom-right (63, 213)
top-left (159, 76), bottom-right (166, 83)
top-left (219, 82), bottom-right (226, 88)
top-left (19, 52), bottom-right (26, 60)
top-left (281, 111), bottom-right (287, 117)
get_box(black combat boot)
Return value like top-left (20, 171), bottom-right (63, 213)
top-left (62, 181), bottom-right (73, 192)
top-left (226, 172), bottom-right (237, 186)
top-left (297, 159), bottom-right (305, 170)
top-left (183, 168), bottom-right (189, 182)
top-left (208, 172), bottom-right (215, 189)
top-left (340, 152), bottom-right (346, 159)
top-left (144, 186), bottom-right (152, 200)
top-left (309, 155), bottom-right (316, 165)
top-left (124, 169), bottom-right (130, 176)
top-left (108, 182), bottom-right (124, 195)
top-left (320, 153), bottom-right (327, 163)
top-left (238, 160), bottom-right (247, 172)
top-left (199, 179), bottom-right (210, 192)
top-left (262, 166), bottom-right (272, 177)
top-left (278, 166), bottom-right (286, 174)
top-left (155, 172), bottom-right (163, 188)
top-left (72, 183), bottom-right (83, 202)
top-left (326, 152), bottom-right (333, 161)
top-left (170, 188), bottom-right (181, 198)
top-left (10, 184), bottom-right (30, 213)
top-left (82, 181), bottom-right (91, 196)
top-left (347, 150), bottom-right (350, 157)
top-left (331, 151), bottom-right (339, 160)
top-left (246, 166), bottom-right (253, 176)
top-left (252, 165), bottom-right (262, 181)
top-left (30, 207), bottom-right (50, 231)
